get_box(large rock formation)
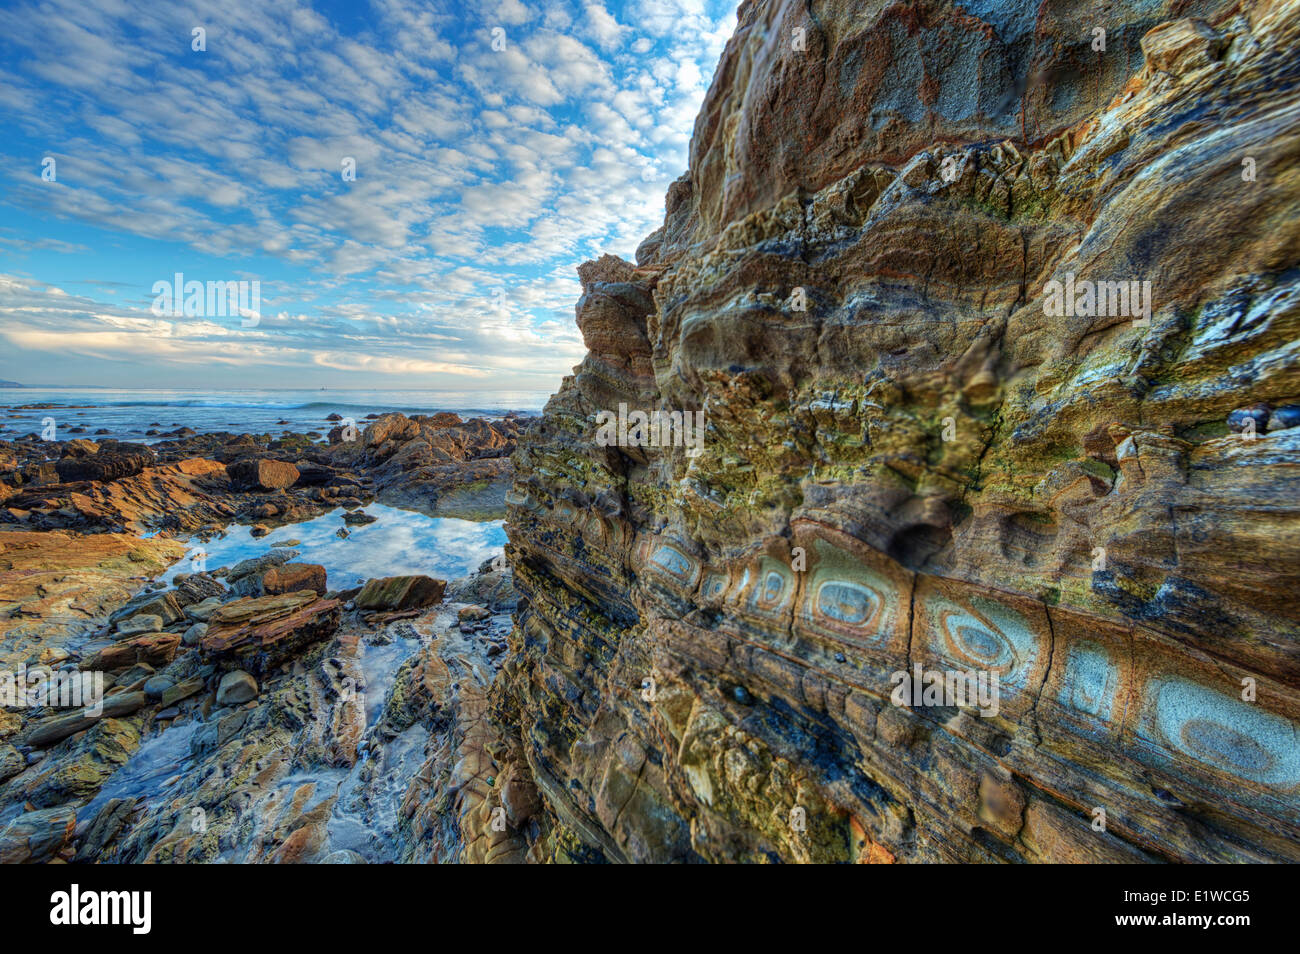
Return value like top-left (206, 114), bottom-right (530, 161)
top-left (494, 0), bottom-right (1300, 862)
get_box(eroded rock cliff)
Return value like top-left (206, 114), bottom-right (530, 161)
top-left (491, 0), bottom-right (1300, 862)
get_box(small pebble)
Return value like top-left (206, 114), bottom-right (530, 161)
top-left (1268, 404), bottom-right (1300, 431)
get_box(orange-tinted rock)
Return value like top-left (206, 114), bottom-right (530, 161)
top-left (262, 563), bottom-right (328, 596)
top-left (354, 575), bottom-right (445, 611)
top-left (202, 593), bottom-right (341, 674)
top-left (226, 458), bottom-right (299, 491)
top-left (81, 634), bottom-right (180, 672)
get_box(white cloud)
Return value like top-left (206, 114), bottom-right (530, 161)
top-left (0, 0), bottom-right (739, 388)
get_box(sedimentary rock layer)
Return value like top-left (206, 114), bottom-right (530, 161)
top-left (494, 0), bottom-right (1300, 862)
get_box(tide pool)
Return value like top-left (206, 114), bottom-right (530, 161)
top-left (161, 503), bottom-right (506, 590)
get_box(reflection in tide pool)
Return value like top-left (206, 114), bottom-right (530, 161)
top-left (162, 503), bottom-right (506, 588)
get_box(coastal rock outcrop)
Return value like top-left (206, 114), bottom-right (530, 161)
top-left (493, 0), bottom-right (1300, 862)
top-left (0, 411), bottom-right (524, 534)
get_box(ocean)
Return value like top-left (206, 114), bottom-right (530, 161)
top-left (0, 387), bottom-right (549, 445)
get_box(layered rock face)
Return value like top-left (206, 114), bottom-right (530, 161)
top-left (495, 0), bottom-right (1300, 861)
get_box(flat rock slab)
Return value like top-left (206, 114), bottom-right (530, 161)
top-left (263, 563), bottom-right (327, 596)
top-left (202, 593), bottom-right (341, 674)
top-left (355, 575), bottom-right (445, 611)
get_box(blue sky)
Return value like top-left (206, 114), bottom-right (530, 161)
top-left (0, 0), bottom-right (735, 390)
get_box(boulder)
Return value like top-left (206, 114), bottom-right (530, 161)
top-left (185, 597), bottom-right (223, 622)
top-left (62, 438), bottom-right (100, 457)
top-left (159, 677), bottom-right (203, 707)
top-left (262, 563), bottom-right (328, 596)
top-left (0, 806), bottom-right (77, 864)
top-left (226, 458), bottom-right (299, 491)
top-left (115, 614), bottom-right (162, 638)
top-left (21, 692), bottom-right (147, 748)
top-left (363, 413), bottom-right (419, 448)
top-left (109, 591), bottom-right (183, 628)
top-left (81, 634), bottom-right (180, 672)
top-left (54, 450), bottom-right (151, 483)
top-left (216, 670), bottom-right (258, 705)
top-left (202, 592), bottom-right (341, 674)
top-left (354, 575), bottom-right (446, 611)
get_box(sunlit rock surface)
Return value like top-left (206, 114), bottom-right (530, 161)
top-left (492, 0), bottom-right (1300, 862)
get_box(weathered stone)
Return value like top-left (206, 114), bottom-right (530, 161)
top-left (202, 593), bottom-right (341, 673)
top-left (0, 806), bottom-right (76, 864)
top-left (115, 614), bottom-right (162, 637)
top-left (21, 693), bottom-right (145, 748)
top-left (226, 458), bottom-right (299, 491)
top-left (15, 718), bottom-right (139, 807)
top-left (354, 575), bottom-right (445, 611)
top-left (262, 563), bottom-right (327, 596)
top-left (160, 676), bottom-right (204, 707)
top-left (0, 744), bottom-right (23, 784)
top-left (55, 448), bottom-right (151, 483)
top-left (110, 591), bottom-right (183, 628)
top-left (75, 797), bottom-right (136, 863)
top-left (186, 597), bottom-right (223, 621)
top-left (143, 675), bottom-right (174, 700)
top-left (216, 670), bottom-right (258, 705)
top-left (81, 634), bottom-right (180, 672)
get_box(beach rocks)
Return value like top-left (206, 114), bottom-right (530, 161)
top-left (115, 614), bottom-right (162, 638)
top-left (21, 693), bottom-right (147, 748)
top-left (216, 670), bottom-right (258, 705)
top-left (81, 634), bottom-right (180, 673)
top-left (0, 744), bottom-right (24, 784)
top-left (110, 591), bottom-right (183, 629)
top-left (226, 550), bottom-right (299, 596)
top-left (159, 676), bottom-right (203, 707)
top-left (185, 597), bottom-right (223, 622)
top-left (364, 413), bottom-right (420, 449)
top-left (202, 592), bottom-right (341, 674)
top-left (262, 563), bottom-right (328, 596)
top-left (0, 805), bottom-right (77, 864)
top-left (55, 447), bottom-right (152, 483)
top-left (62, 439), bottom-right (100, 457)
top-left (172, 573), bottom-right (225, 607)
top-left (354, 575), bottom-right (445, 611)
top-left (445, 560), bottom-right (516, 612)
top-left (316, 412), bottom-right (523, 519)
top-left (142, 675), bottom-right (174, 700)
top-left (226, 458), bottom-right (300, 491)
top-left (14, 718), bottom-right (140, 808)
top-left (75, 798), bottom-right (136, 863)
top-left (1270, 405), bottom-right (1300, 431)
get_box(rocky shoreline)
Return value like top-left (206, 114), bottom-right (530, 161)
top-left (0, 410), bottom-right (524, 534)
top-left (0, 412), bottom-right (528, 862)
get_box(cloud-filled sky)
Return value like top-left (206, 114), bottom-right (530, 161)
top-left (0, 0), bottom-right (735, 391)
